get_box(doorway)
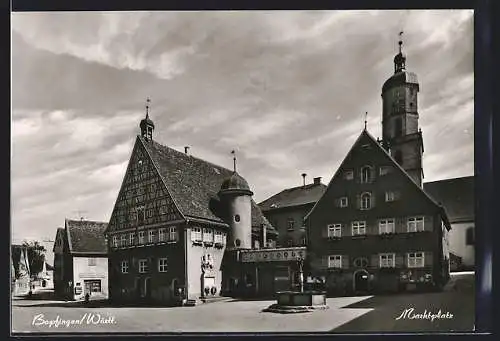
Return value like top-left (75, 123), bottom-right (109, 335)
top-left (353, 270), bottom-right (369, 293)
top-left (144, 277), bottom-right (151, 299)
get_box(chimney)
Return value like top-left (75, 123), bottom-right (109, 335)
top-left (301, 173), bottom-right (307, 188)
top-left (184, 146), bottom-right (190, 154)
top-left (262, 224), bottom-right (267, 249)
top-left (313, 177), bottom-right (321, 185)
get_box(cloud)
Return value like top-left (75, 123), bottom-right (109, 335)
top-left (11, 10), bottom-right (474, 241)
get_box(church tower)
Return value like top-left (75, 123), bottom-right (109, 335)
top-left (140, 97), bottom-right (155, 141)
top-left (381, 32), bottom-right (424, 187)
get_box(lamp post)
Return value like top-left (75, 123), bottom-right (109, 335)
top-left (297, 257), bottom-right (304, 293)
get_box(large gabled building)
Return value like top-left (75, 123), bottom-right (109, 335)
top-left (304, 35), bottom-right (452, 295)
top-left (104, 110), bottom-right (279, 305)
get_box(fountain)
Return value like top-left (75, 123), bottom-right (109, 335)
top-left (263, 257), bottom-right (328, 314)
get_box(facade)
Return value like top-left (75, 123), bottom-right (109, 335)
top-left (305, 38), bottom-right (451, 295)
top-left (53, 219), bottom-right (109, 300)
top-left (259, 176), bottom-right (326, 247)
top-left (105, 111), bottom-right (281, 305)
top-left (424, 176), bottom-right (475, 270)
top-left (11, 245), bottom-right (31, 296)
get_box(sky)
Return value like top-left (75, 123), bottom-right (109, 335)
top-left (11, 10), bottom-right (474, 244)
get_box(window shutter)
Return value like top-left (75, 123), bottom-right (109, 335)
top-left (425, 251), bottom-right (433, 267)
top-left (342, 255), bottom-right (349, 269)
top-left (370, 254), bottom-right (378, 268)
top-left (321, 256), bottom-right (328, 269)
top-left (395, 254), bottom-right (404, 267)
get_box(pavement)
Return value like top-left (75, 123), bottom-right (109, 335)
top-left (11, 272), bottom-right (475, 334)
top-left (332, 272), bottom-right (475, 333)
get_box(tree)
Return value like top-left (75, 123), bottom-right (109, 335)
top-left (22, 241), bottom-right (46, 278)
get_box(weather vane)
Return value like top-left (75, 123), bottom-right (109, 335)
top-left (398, 31), bottom-right (404, 53)
top-left (364, 112), bottom-right (368, 130)
top-left (146, 97), bottom-right (151, 117)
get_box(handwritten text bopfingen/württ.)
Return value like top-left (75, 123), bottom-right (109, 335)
top-left (32, 313), bottom-right (116, 328)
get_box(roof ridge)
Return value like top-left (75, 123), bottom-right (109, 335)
top-left (423, 175), bottom-right (474, 184)
top-left (149, 137), bottom-right (235, 177)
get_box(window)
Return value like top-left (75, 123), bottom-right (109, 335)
top-left (137, 206), bottom-right (145, 225)
top-left (191, 227), bottom-right (202, 242)
top-left (138, 259), bottom-right (149, 273)
top-left (203, 228), bottom-right (214, 243)
top-left (352, 221), bottom-right (366, 236)
top-left (234, 215), bottom-right (241, 222)
top-left (379, 166), bottom-right (391, 176)
top-left (466, 227), bottom-right (474, 245)
top-left (344, 170), bottom-right (354, 180)
top-left (328, 224), bottom-right (342, 238)
top-left (158, 228), bottom-right (166, 242)
top-left (112, 236), bottom-right (118, 248)
top-left (138, 231), bottom-right (145, 245)
top-left (121, 260), bottom-right (129, 274)
top-left (88, 258), bottom-right (96, 266)
top-left (169, 226), bottom-right (178, 241)
top-left (215, 231), bottom-right (225, 244)
top-left (407, 252), bottom-right (425, 268)
top-left (379, 219), bottom-right (395, 234)
top-left (158, 258), bottom-right (168, 272)
top-left (301, 237), bottom-right (307, 246)
top-left (120, 234), bottom-right (127, 247)
top-left (148, 230), bottom-right (155, 243)
top-left (379, 253), bottom-right (395, 268)
top-left (407, 217), bottom-right (424, 232)
top-left (361, 166), bottom-right (372, 183)
top-left (339, 197), bottom-right (348, 208)
top-left (129, 232), bottom-right (135, 246)
top-left (353, 257), bottom-right (368, 268)
top-left (328, 255), bottom-right (342, 268)
top-left (385, 191), bottom-right (396, 202)
top-left (360, 192), bottom-right (372, 210)
top-left (287, 219), bottom-right (295, 231)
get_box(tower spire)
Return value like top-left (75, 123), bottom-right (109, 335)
top-left (231, 150), bottom-right (237, 172)
top-left (145, 97), bottom-right (151, 119)
top-left (364, 111), bottom-right (368, 130)
top-left (140, 97), bottom-right (155, 141)
top-left (398, 31), bottom-right (404, 54)
top-left (394, 31), bottom-right (406, 73)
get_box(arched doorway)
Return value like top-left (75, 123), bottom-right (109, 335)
top-left (353, 270), bottom-right (369, 293)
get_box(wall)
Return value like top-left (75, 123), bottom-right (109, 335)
top-left (186, 224), bottom-right (226, 300)
top-left (448, 221), bottom-right (475, 268)
top-left (108, 229), bottom-right (186, 303)
top-left (72, 256), bottom-right (108, 300)
top-left (263, 204), bottom-right (311, 247)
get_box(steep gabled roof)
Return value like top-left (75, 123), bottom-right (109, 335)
top-left (305, 129), bottom-right (451, 230)
top-left (139, 136), bottom-right (277, 234)
top-left (423, 176), bottom-right (474, 223)
top-left (258, 183), bottom-right (327, 211)
top-left (65, 219), bottom-right (108, 254)
top-left (53, 228), bottom-right (65, 253)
